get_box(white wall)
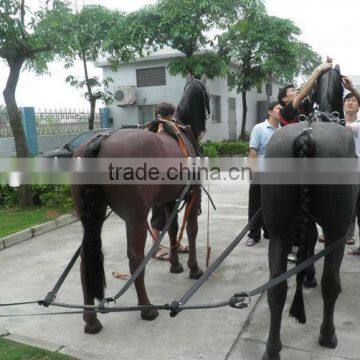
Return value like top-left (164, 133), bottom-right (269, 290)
top-left (102, 59), bottom-right (283, 141)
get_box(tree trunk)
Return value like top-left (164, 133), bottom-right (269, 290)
top-left (240, 90), bottom-right (248, 140)
top-left (266, 73), bottom-right (272, 105)
top-left (3, 58), bottom-right (33, 207)
top-left (81, 52), bottom-right (96, 130)
top-left (3, 59), bottom-right (29, 158)
top-left (89, 98), bottom-right (96, 130)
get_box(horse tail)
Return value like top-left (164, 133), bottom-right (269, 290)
top-left (80, 137), bottom-right (108, 300)
top-left (289, 128), bottom-right (315, 323)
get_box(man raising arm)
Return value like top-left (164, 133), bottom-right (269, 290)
top-left (278, 57), bottom-right (333, 126)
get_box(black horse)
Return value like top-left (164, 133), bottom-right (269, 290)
top-left (261, 67), bottom-right (358, 360)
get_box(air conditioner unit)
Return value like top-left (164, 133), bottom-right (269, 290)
top-left (114, 86), bottom-right (136, 107)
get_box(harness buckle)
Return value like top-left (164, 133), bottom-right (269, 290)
top-left (38, 292), bottom-right (56, 308)
top-left (98, 299), bottom-right (111, 314)
top-left (168, 299), bottom-right (182, 318)
top-left (229, 292), bottom-right (251, 310)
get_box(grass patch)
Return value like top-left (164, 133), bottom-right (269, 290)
top-left (0, 206), bottom-right (72, 238)
top-left (0, 337), bottom-right (74, 360)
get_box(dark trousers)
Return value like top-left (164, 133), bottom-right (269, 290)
top-left (248, 184), bottom-right (268, 242)
top-left (150, 203), bottom-right (178, 232)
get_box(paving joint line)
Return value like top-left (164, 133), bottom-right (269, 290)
top-left (224, 291), bottom-right (265, 360)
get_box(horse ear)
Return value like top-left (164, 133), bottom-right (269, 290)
top-left (200, 74), bottom-right (207, 84)
top-left (186, 73), bottom-right (193, 83)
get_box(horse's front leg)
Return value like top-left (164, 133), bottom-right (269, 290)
top-left (165, 202), bottom-right (184, 274)
top-left (186, 187), bottom-right (203, 279)
top-left (263, 237), bottom-right (288, 360)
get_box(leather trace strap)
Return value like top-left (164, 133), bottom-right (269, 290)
top-left (0, 207), bottom-right (350, 318)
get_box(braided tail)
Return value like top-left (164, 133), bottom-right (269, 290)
top-left (289, 128), bottom-right (315, 323)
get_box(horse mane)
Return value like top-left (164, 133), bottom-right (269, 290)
top-left (174, 78), bottom-right (210, 140)
top-left (311, 65), bottom-right (344, 118)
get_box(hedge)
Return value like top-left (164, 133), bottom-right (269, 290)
top-left (202, 140), bottom-right (249, 158)
top-left (0, 185), bottom-right (73, 208)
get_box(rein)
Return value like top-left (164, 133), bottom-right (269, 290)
top-left (0, 207), bottom-right (349, 317)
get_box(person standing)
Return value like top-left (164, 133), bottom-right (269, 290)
top-left (342, 77), bottom-right (360, 256)
top-left (246, 101), bottom-right (282, 247)
top-left (150, 102), bottom-right (189, 260)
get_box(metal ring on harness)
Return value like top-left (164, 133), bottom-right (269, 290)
top-left (228, 292), bottom-right (251, 309)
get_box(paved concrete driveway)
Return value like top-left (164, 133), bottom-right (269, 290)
top-left (0, 183), bottom-right (359, 360)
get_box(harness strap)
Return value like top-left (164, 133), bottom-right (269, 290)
top-left (168, 208), bottom-right (263, 317)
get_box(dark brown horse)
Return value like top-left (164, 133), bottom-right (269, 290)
top-left (71, 76), bottom-right (210, 334)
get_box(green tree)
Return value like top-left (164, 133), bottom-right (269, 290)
top-left (61, 5), bottom-right (139, 130)
top-left (220, 12), bottom-right (320, 139)
top-left (0, 0), bottom-right (72, 206)
top-left (154, 0), bottom-right (264, 79)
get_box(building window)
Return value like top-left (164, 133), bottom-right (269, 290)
top-left (210, 95), bottom-right (221, 123)
top-left (257, 82), bottom-right (262, 94)
top-left (139, 105), bottom-right (156, 125)
top-left (136, 67), bottom-right (166, 87)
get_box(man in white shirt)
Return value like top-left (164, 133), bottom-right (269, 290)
top-left (342, 77), bottom-right (360, 255)
top-left (246, 101), bottom-right (282, 247)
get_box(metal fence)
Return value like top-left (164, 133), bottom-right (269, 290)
top-left (0, 108), bottom-right (102, 138)
top-left (35, 109), bottom-right (102, 135)
top-left (0, 108), bottom-right (12, 137)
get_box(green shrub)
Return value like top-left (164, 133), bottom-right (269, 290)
top-left (202, 140), bottom-right (249, 157)
top-left (0, 185), bottom-right (73, 208)
top-left (32, 185), bottom-right (73, 208)
top-left (0, 185), bottom-right (18, 207)
top-left (202, 144), bottom-right (218, 158)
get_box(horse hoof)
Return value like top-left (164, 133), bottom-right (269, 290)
top-left (319, 332), bottom-right (338, 348)
top-left (262, 351), bottom-right (280, 360)
top-left (303, 277), bottom-right (317, 288)
top-left (189, 268), bottom-right (203, 279)
top-left (170, 263), bottom-right (184, 274)
top-left (84, 319), bottom-right (103, 334)
top-left (141, 308), bottom-right (159, 321)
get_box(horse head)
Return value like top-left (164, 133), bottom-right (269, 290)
top-left (311, 65), bottom-right (344, 119)
top-left (175, 74), bottom-right (210, 142)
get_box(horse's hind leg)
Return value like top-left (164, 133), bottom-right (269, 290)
top-left (263, 238), bottom-right (288, 360)
top-left (186, 187), bottom-right (203, 279)
top-left (165, 202), bottom-right (184, 274)
top-left (303, 220), bottom-right (318, 288)
top-left (77, 186), bottom-right (107, 335)
top-left (319, 229), bottom-right (345, 349)
top-left (126, 219), bottom-right (159, 321)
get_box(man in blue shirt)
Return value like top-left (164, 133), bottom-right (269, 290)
top-left (246, 101), bottom-right (282, 246)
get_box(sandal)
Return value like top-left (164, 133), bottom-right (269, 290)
top-left (246, 238), bottom-right (256, 247)
top-left (177, 244), bottom-right (189, 253)
top-left (348, 248), bottom-right (360, 256)
top-left (345, 238), bottom-right (355, 245)
top-left (112, 271), bottom-right (130, 280)
top-left (152, 249), bottom-right (170, 261)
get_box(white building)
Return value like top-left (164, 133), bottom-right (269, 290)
top-left (97, 52), bottom-right (283, 141)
